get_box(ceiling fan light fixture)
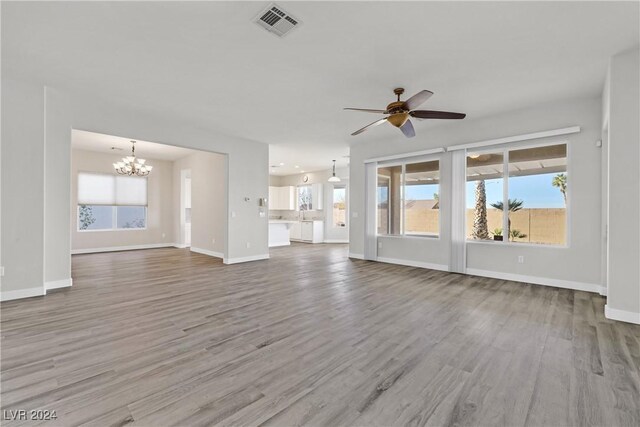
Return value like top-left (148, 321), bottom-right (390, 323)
top-left (328, 160), bottom-right (341, 182)
top-left (344, 88), bottom-right (465, 138)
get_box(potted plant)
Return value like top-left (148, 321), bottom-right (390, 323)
top-left (492, 228), bottom-right (503, 241)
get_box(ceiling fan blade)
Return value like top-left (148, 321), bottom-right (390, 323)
top-left (405, 90), bottom-right (434, 111)
top-left (410, 110), bottom-right (466, 120)
top-left (344, 108), bottom-right (387, 114)
top-left (399, 119), bottom-right (415, 138)
top-left (351, 117), bottom-right (388, 136)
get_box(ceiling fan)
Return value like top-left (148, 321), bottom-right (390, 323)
top-left (345, 88), bottom-right (466, 138)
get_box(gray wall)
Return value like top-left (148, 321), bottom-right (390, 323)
top-left (173, 152), bottom-right (227, 255)
top-left (605, 47), bottom-right (640, 317)
top-left (1, 78), bottom-right (268, 299)
top-left (350, 96), bottom-right (603, 286)
top-left (1, 78), bottom-right (46, 297)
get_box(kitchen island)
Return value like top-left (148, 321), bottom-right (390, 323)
top-left (268, 220), bottom-right (297, 247)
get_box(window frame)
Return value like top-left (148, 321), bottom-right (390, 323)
top-left (331, 184), bottom-right (348, 229)
top-left (376, 154), bottom-right (442, 239)
top-left (465, 139), bottom-right (570, 248)
top-left (296, 184), bottom-right (313, 211)
top-left (77, 205), bottom-right (148, 232)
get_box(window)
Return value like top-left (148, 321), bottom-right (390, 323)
top-left (466, 142), bottom-right (567, 245)
top-left (298, 185), bottom-right (312, 211)
top-left (332, 186), bottom-right (346, 227)
top-left (376, 159), bottom-right (440, 237)
top-left (78, 173), bottom-right (147, 231)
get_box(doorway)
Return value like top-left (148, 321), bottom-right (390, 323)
top-left (181, 169), bottom-right (192, 248)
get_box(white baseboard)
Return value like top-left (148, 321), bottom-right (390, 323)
top-left (190, 247), bottom-right (224, 259)
top-left (605, 305), bottom-right (640, 324)
top-left (268, 242), bottom-right (291, 248)
top-left (324, 239), bottom-right (349, 244)
top-left (599, 286), bottom-right (607, 296)
top-left (224, 254), bottom-right (270, 264)
top-left (348, 252), bottom-right (364, 260)
top-left (72, 243), bottom-right (175, 254)
top-left (45, 278), bottom-right (73, 290)
top-left (1, 286), bottom-right (45, 302)
top-left (376, 257), bottom-right (449, 272)
top-left (465, 268), bottom-right (606, 294)
top-left (173, 243), bottom-right (188, 249)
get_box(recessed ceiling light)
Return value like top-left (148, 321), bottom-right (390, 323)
top-left (279, 162), bottom-right (285, 166)
top-left (294, 165), bottom-right (299, 168)
top-left (301, 170), bottom-right (305, 173)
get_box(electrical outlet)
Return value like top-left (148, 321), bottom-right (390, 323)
top-left (518, 255), bottom-right (524, 264)
top-left (378, 241), bottom-right (383, 249)
top-left (231, 211), bottom-right (237, 218)
top-left (246, 242), bottom-right (251, 248)
top-left (0, 266), bottom-right (4, 277)
top-left (212, 238), bottom-right (216, 245)
top-left (352, 212), bottom-right (358, 218)
top-left (162, 232), bottom-right (166, 239)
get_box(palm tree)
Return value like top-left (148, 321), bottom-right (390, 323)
top-left (490, 198), bottom-right (524, 240)
top-left (472, 181), bottom-right (489, 239)
top-left (552, 173), bottom-right (567, 205)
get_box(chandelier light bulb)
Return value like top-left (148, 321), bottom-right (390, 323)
top-left (113, 141), bottom-right (152, 176)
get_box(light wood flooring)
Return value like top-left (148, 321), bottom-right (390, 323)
top-left (1, 243), bottom-right (639, 426)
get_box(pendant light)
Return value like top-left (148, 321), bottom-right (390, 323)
top-left (328, 160), bottom-right (341, 182)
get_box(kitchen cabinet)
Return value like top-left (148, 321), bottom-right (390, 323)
top-left (268, 186), bottom-right (295, 210)
top-left (290, 220), bottom-right (323, 243)
top-left (289, 221), bottom-right (302, 240)
top-left (311, 183), bottom-right (323, 210)
top-left (301, 221), bottom-right (313, 241)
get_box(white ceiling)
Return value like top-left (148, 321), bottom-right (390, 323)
top-left (3, 1), bottom-right (638, 176)
top-left (72, 129), bottom-right (197, 161)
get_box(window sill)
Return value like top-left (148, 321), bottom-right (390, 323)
top-left (466, 239), bottom-right (568, 249)
top-left (77, 228), bottom-right (148, 233)
top-left (378, 234), bottom-right (440, 240)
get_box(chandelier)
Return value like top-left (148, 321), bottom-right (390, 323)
top-left (113, 140), bottom-right (153, 176)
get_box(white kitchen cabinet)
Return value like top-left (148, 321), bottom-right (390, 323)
top-left (311, 183), bottom-right (323, 210)
top-left (291, 220), bottom-right (323, 243)
top-left (301, 221), bottom-right (313, 241)
top-left (281, 186), bottom-right (295, 210)
top-left (268, 186), bottom-right (296, 210)
top-left (289, 221), bottom-right (302, 240)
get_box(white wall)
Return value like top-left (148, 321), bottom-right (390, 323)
top-left (71, 149), bottom-right (175, 252)
top-left (272, 167), bottom-right (350, 243)
top-left (1, 77), bottom-right (269, 300)
top-left (173, 152), bottom-right (226, 256)
top-left (350, 96), bottom-right (603, 288)
top-left (604, 46), bottom-right (640, 322)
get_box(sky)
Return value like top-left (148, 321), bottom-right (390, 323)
top-left (402, 172), bottom-right (566, 209)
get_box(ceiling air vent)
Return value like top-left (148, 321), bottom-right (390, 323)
top-left (254, 3), bottom-right (301, 37)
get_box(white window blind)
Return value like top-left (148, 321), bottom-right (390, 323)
top-left (115, 176), bottom-right (148, 206)
top-left (78, 173), bottom-right (147, 206)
